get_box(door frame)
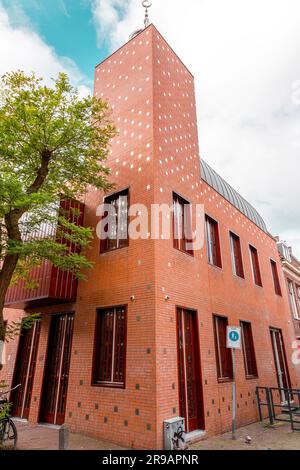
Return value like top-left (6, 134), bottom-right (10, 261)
top-left (270, 327), bottom-right (291, 403)
top-left (176, 306), bottom-right (205, 433)
top-left (38, 312), bottom-right (75, 425)
top-left (10, 320), bottom-right (41, 419)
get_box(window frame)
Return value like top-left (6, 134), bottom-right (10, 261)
top-left (173, 192), bottom-right (194, 256)
top-left (100, 188), bottom-right (129, 254)
top-left (270, 259), bottom-right (282, 296)
top-left (205, 214), bottom-right (222, 268)
top-left (297, 285), bottom-right (300, 312)
top-left (92, 306), bottom-right (127, 389)
top-left (213, 315), bottom-right (233, 383)
top-left (287, 279), bottom-right (300, 320)
top-left (249, 245), bottom-right (263, 287)
top-left (240, 320), bottom-right (258, 379)
top-left (229, 231), bottom-right (245, 279)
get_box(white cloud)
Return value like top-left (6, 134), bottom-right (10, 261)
top-left (91, 0), bottom-right (300, 257)
top-left (91, 0), bottom-right (130, 47)
top-left (0, 3), bottom-right (91, 97)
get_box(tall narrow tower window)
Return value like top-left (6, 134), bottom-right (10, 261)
top-left (205, 215), bottom-right (222, 268)
top-left (173, 193), bottom-right (193, 255)
top-left (230, 232), bottom-right (244, 278)
top-left (270, 259), bottom-right (282, 296)
top-left (249, 245), bottom-right (263, 287)
top-left (100, 189), bottom-right (129, 253)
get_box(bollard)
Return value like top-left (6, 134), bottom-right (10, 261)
top-left (59, 424), bottom-right (70, 450)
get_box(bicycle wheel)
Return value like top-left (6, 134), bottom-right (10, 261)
top-left (0, 419), bottom-right (18, 450)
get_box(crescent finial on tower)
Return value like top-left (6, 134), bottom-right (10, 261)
top-left (129, 1), bottom-right (153, 40)
top-left (142, 1), bottom-right (152, 28)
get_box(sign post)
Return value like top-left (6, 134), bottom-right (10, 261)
top-left (227, 326), bottom-right (241, 440)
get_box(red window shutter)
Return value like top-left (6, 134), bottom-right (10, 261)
top-left (219, 319), bottom-right (233, 379)
top-left (113, 307), bottom-right (126, 383)
top-left (250, 246), bottom-right (262, 287)
top-left (231, 233), bottom-right (244, 278)
top-left (98, 309), bottom-right (114, 382)
top-left (173, 193), bottom-right (193, 255)
top-left (241, 321), bottom-right (258, 377)
top-left (271, 260), bottom-right (282, 296)
top-left (205, 216), bottom-right (221, 267)
top-left (214, 315), bottom-right (233, 381)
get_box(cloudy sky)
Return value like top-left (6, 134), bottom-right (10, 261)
top-left (0, 0), bottom-right (299, 256)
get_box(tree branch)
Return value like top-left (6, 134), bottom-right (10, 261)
top-left (27, 148), bottom-right (52, 195)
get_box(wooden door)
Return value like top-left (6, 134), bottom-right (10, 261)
top-left (39, 313), bottom-right (74, 425)
top-left (11, 321), bottom-right (41, 419)
top-left (270, 328), bottom-right (291, 402)
top-left (177, 308), bottom-right (204, 432)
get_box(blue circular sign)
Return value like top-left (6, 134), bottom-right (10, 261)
top-left (229, 331), bottom-right (240, 342)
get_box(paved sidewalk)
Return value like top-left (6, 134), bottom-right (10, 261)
top-left (14, 420), bottom-right (126, 450)
top-left (190, 420), bottom-right (300, 450)
top-left (14, 418), bottom-right (300, 450)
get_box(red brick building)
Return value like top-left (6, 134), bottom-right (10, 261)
top-left (1, 25), bottom-right (299, 449)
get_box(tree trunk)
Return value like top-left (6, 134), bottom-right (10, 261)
top-left (0, 212), bottom-right (22, 369)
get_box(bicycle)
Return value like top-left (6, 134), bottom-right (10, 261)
top-left (0, 384), bottom-right (21, 450)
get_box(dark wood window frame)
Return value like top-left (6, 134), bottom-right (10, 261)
top-left (92, 306), bottom-right (127, 389)
top-left (270, 259), bottom-right (282, 296)
top-left (240, 321), bottom-right (258, 379)
top-left (213, 315), bottom-right (233, 382)
top-left (173, 192), bottom-right (194, 256)
top-left (100, 189), bottom-right (129, 253)
top-left (230, 231), bottom-right (245, 279)
top-left (249, 245), bottom-right (263, 287)
top-left (205, 215), bottom-right (222, 268)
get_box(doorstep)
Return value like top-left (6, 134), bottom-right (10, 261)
top-left (185, 430), bottom-right (206, 445)
top-left (12, 418), bottom-right (28, 424)
top-left (37, 423), bottom-right (61, 430)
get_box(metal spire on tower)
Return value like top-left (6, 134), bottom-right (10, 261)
top-left (129, 1), bottom-right (152, 40)
top-left (143, 1), bottom-right (152, 28)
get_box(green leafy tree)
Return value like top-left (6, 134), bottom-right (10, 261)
top-left (0, 71), bottom-right (116, 368)
top-left (0, 381), bottom-right (11, 421)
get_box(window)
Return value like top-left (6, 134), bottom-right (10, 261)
top-left (297, 286), bottom-right (300, 309)
top-left (213, 315), bottom-right (233, 381)
top-left (100, 189), bottom-right (129, 253)
top-left (173, 193), bottom-right (193, 255)
top-left (240, 321), bottom-right (258, 378)
top-left (92, 306), bottom-right (127, 388)
top-left (205, 215), bottom-right (222, 268)
top-left (270, 260), bottom-right (282, 296)
top-left (230, 232), bottom-right (244, 278)
top-left (287, 280), bottom-right (300, 320)
top-left (249, 245), bottom-right (263, 287)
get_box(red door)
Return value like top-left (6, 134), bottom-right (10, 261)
top-left (39, 313), bottom-right (74, 425)
top-left (177, 308), bottom-right (204, 432)
top-left (11, 321), bottom-right (41, 419)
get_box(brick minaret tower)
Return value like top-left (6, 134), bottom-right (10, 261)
top-left (83, 24), bottom-right (204, 448)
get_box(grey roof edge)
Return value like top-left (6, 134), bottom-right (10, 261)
top-left (200, 159), bottom-right (268, 234)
